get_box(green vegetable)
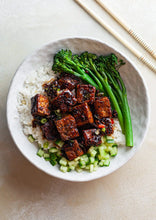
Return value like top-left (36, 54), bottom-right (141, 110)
top-left (28, 135), bottom-right (35, 143)
top-left (37, 148), bottom-right (44, 157)
top-left (52, 49), bottom-right (133, 147)
top-left (54, 139), bottom-right (64, 148)
top-left (41, 118), bottom-right (47, 124)
top-left (43, 142), bottom-right (49, 149)
top-left (36, 135), bottom-right (118, 173)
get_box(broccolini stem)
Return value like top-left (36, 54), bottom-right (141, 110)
top-left (89, 58), bottom-right (124, 133)
top-left (122, 94), bottom-right (133, 147)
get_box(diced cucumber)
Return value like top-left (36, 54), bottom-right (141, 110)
top-left (89, 164), bottom-right (94, 173)
top-left (88, 147), bottom-right (97, 157)
top-left (74, 156), bottom-right (80, 162)
top-left (103, 159), bottom-right (110, 166)
top-left (93, 165), bottom-right (99, 171)
top-left (89, 157), bottom-right (95, 164)
top-left (99, 160), bottom-right (105, 167)
top-left (37, 148), bottom-right (44, 157)
top-left (80, 154), bottom-right (89, 164)
top-left (68, 160), bottom-right (78, 167)
top-left (60, 166), bottom-right (68, 173)
top-left (98, 146), bottom-right (110, 160)
top-left (110, 147), bottom-right (118, 157)
top-left (59, 157), bottom-right (68, 166)
top-left (50, 160), bottom-right (57, 166)
top-left (79, 160), bottom-right (86, 168)
top-left (75, 165), bottom-right (83, 173)
top-left (49, 147), bottom-right (58, 153)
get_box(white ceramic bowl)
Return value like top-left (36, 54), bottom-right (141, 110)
top-left (7, 37), bottom-right (150, 182)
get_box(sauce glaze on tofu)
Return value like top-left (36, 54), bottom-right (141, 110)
top-left (72, 102), bottom-right (94, 126)
top-left (31, 94), bottom-right (50, 116)
top-left (31, 73), bottom-right (115, 161)
top-left (51, 89), bottom-right (77, 113)
top-left (55, 115), bottom-right (79, 141)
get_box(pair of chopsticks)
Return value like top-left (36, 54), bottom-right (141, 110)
top-left (75, 0), bottom-right (156, 73)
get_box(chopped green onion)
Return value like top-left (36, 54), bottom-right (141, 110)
top-left (28, 135), bottom-right (35, 143)
top-left (43, 142), bottom-right (49, 149)
top-left (37, 148), bottom-right (44, 157)
top-left (49, 147), bottom-right (58, 153)
top-left (106, 136), bottom-right (115, 144)
top-left (54, 139), bottom-right (64, 148)
top-left (101, 127), bottom-right (106, 132)
top-left (43, 153), bottom-right (50, 158)
top-left (41, 118), bottom-right (47, 124)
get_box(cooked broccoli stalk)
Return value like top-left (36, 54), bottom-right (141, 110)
top-left (52, 49), bottom-right (133, 147)
top-left (52, 49), bottom-right (102, 90)
top-left (98, 54), bottom-right (133, 147)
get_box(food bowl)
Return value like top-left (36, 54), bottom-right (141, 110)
top-left (7, 37), bottom-right (150, 182)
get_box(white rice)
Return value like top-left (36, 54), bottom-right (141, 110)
top-left (17, 62), bottom-right (125, 148)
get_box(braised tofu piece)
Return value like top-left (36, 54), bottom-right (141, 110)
top-left (63, 140), bottom-right (84, 161)
top-left (94, 97), bottom-right (112, 118)
top-left (43, 79), bottom-right (60, 101)
top-left (58, 73), bottom-right (80, 91)
top-left (77, 84), bottom-right (96, 104)
top-left (51, 89), bottom-right (77, 113)
top-left (31, 94), bottom-right (50, 117)
top-left (55, 115), bottom-right (79, 141)
top-left (95, 118), bottom-right (114, 136)
top-left (41, 120), bottom-right (59, 141)
top-left (72, 103), bottom-right (94, 127)
top-left (83, 129), bottom-right (102, 147)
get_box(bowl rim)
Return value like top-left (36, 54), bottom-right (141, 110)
top-left (6, 36), bottom-right (150, 182)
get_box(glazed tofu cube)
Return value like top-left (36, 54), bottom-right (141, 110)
top-left (83, 129), bottom-right (102, 147)
top-left (51, 89), bottom-right (77, 113)
top-left (58, 73), bottom-right (80, 91)
top-left (43, 79), bottom-right (60, 101)
top-left (95, 118), bottom-right (114, 136)
top-left (63, 140), bottom-right (84, 161)
top-left (72, 103), bottom-right (94, 126)
top-left (94, 97), bottom-right (112, 118)
top-left (77, 84), bottom-right (96, 104)
top-left (55, 115), bottom-right (79, 141)
top-left (31, 94), bottom-right (50, 116)
top-left (41, 120), bottom-right (59, 141)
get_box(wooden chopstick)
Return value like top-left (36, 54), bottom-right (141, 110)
top-left (95, 0), bottom-right (156, 60)
top-left (75, 0), bottom-right (156, 73)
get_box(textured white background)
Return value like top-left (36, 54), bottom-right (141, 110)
top-left (0, 0), bottom-right (156, 219)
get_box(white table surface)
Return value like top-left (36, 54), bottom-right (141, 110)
top-left (0, 0), bottom-right (156, 219)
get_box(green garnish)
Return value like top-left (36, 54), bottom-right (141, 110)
top-left (28, 135), bottom-right (35, 143)
top-left (43, 142), bottom-right (49, 149)
top-left (41, 118), bottom-right (47, 124)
